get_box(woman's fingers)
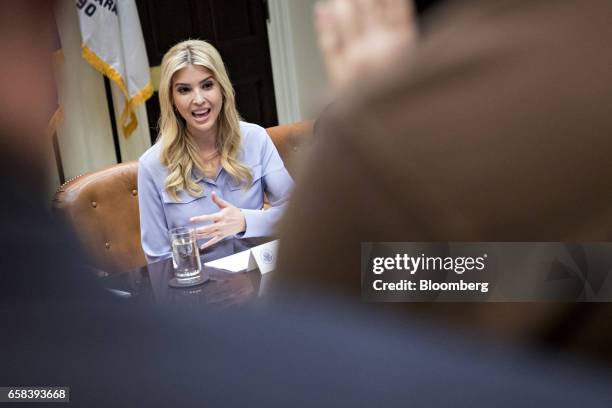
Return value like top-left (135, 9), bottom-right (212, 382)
top-left (211, 191), bottom-right (230, 209)
top-left (190, 212), bottom-right (222, 223)
top-left (200, 235), bottom-right (223, 250)
top-left (195, 225), bottom-right (220, 239)
top-left (190, 199), bottom-right (245, 244)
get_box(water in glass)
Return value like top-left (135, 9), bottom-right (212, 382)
top-left (171, 231), bottom-right (201, 281)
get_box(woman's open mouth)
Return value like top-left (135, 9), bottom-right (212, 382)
top-left (192, 108), bottom-right (211, 123)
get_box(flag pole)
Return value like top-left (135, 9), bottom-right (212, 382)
top-left (51, 132), bottom-right (65, 184)
top-left (103, 77), bottom-right (123, 164)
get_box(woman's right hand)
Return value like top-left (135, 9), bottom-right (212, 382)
top-left (190, 192), bottom-right (247, 249)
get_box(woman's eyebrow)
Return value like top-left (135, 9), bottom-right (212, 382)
top-left (174, 76), bottom-right (213, 87)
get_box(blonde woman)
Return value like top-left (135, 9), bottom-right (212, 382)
top-left (138, 40), bottom-right (293, 262)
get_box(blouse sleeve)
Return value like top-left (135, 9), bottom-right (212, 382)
top-left (138, 159), bottom-right (172, 263)
top-left (239, 132), bottom-right (294, 238)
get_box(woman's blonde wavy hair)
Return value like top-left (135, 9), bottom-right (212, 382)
top-left (158, 39), bottom-right (252, 201)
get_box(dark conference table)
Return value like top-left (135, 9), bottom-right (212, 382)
top-left (101, 237), bottom-right (272, 307)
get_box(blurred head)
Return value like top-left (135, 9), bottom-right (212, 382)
top-left (158, 40), bottom-right (251, 201)
top-left (0, 0), bottom-right (57, 175)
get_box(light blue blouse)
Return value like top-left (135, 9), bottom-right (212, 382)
top-left (138, 121), bottom-right (294, 263)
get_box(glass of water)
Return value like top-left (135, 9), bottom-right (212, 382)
top-left (169, 227), bottom-right (202, 283)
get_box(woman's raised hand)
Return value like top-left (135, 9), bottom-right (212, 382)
top-left (190, 191), bottom-right (246, 250)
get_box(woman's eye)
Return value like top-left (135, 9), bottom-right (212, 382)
top-left (177, 87), bottom-right (190, 94)
top-left (203, 81), bottom-right (214, 90)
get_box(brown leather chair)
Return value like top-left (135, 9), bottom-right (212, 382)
top-left (53, 121), bottom-right (313, 274)
top-left (266, 120), bottom-right (314, 176)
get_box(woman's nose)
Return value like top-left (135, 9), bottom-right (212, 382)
top-left (193, 89), bottom-right (205, 104)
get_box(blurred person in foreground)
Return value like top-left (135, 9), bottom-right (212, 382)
top-left (274, 0), bottom-right (612, 360)
top-left (2, 1), bottom-right (611, 407)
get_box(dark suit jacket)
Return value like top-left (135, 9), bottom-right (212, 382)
top-left (274, 0), bottom-right (612, 359)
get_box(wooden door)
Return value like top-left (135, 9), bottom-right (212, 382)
top-left (136, 0), bottom-right (278, 143)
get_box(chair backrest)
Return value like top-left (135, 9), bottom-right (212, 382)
top-left (266, 120), bottom-right (314, 176)
top-left (53, 121), bottom-right (313, 274)
top-left (53, 162), bottom-right (143, 274)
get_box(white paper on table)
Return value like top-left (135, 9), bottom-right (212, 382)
top-left (249, 239), bottom-right (278, 274)
top-left (204, 239), bottom-right (279, 274)
top-left (204, 248), bottom-right (252, 272)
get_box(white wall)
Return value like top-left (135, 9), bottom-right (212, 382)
top-left (267, 0), bottom-right (328, 124)
top-left (285, 0), bottom-right (328, 120)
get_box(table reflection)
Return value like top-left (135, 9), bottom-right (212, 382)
top-left (102, 237), bottom-right (270, 307)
